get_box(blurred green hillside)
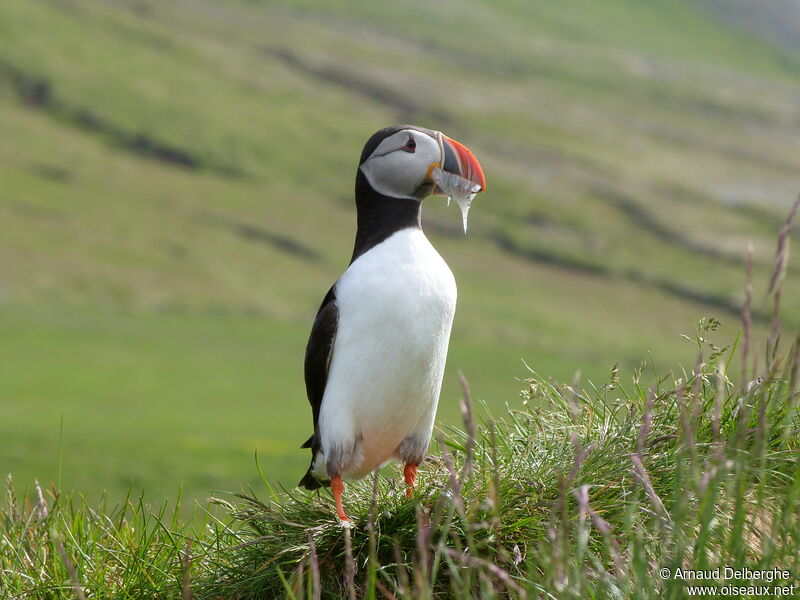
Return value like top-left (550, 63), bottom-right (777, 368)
top-left (1, 0), bottom-right (799, 505)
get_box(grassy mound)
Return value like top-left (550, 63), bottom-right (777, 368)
top-left (198, 324), bottom-right (799, 599)
top-left (4, 324), bottom-right (798, 598)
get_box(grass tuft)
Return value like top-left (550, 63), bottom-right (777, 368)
top-left (195, 322), bottom-right (799, 598)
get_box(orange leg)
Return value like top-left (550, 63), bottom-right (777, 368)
top-left (404, 463), bottom-right (418, 498)
top-left (331, 475), bottom-right (350, 522)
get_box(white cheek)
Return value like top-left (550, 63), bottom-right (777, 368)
top-left (360, 138), bottom-right (441, 199)
top-left (360, 154), bottom-right (422, 198)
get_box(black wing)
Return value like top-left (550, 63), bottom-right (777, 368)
top-left (298, 285), bottom-right (338, 489)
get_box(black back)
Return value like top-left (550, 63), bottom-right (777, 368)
top-left (298, 285), bottom-right (338, 490)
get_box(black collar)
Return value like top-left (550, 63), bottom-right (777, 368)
top-left (350, 169), bottom-right (422, 263)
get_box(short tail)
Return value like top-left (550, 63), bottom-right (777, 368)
top-left (298, 465), bottom-right (329, 490)
top-left (298, 433), bottom-right (330, 490)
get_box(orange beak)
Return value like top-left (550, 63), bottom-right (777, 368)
top-left (437, 135), bottom-right (487, 193)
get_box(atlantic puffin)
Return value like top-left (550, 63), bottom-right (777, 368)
top-left (298, 125), bottom-right (486, 521)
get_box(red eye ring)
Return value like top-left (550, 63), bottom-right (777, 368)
top-left (402, 136), bottom-right (416, 153)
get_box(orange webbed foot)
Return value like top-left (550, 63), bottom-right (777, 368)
top-left (404, 463), bottom-right (418, 498)
top-left (331, 475), bottom-right (350, 522)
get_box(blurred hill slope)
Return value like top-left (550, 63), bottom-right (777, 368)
top-left (1, 0), bottom-right (799, 503)
top-left (701, 0), bottom-right (800, 52)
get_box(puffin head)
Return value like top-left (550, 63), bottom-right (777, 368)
top-left (358, 125), bottom-right (486, 201)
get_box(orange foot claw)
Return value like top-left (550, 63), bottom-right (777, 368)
top-left (331, 475), bottom-right (350, 521)
top-left (404, 463), bottom-right (418, 498)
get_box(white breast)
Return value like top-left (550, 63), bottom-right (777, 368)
top-left (315, 228), bottom-right (457, 480)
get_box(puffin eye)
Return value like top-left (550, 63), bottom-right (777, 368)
top-left (402, 136), bottom-right (416, 153)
